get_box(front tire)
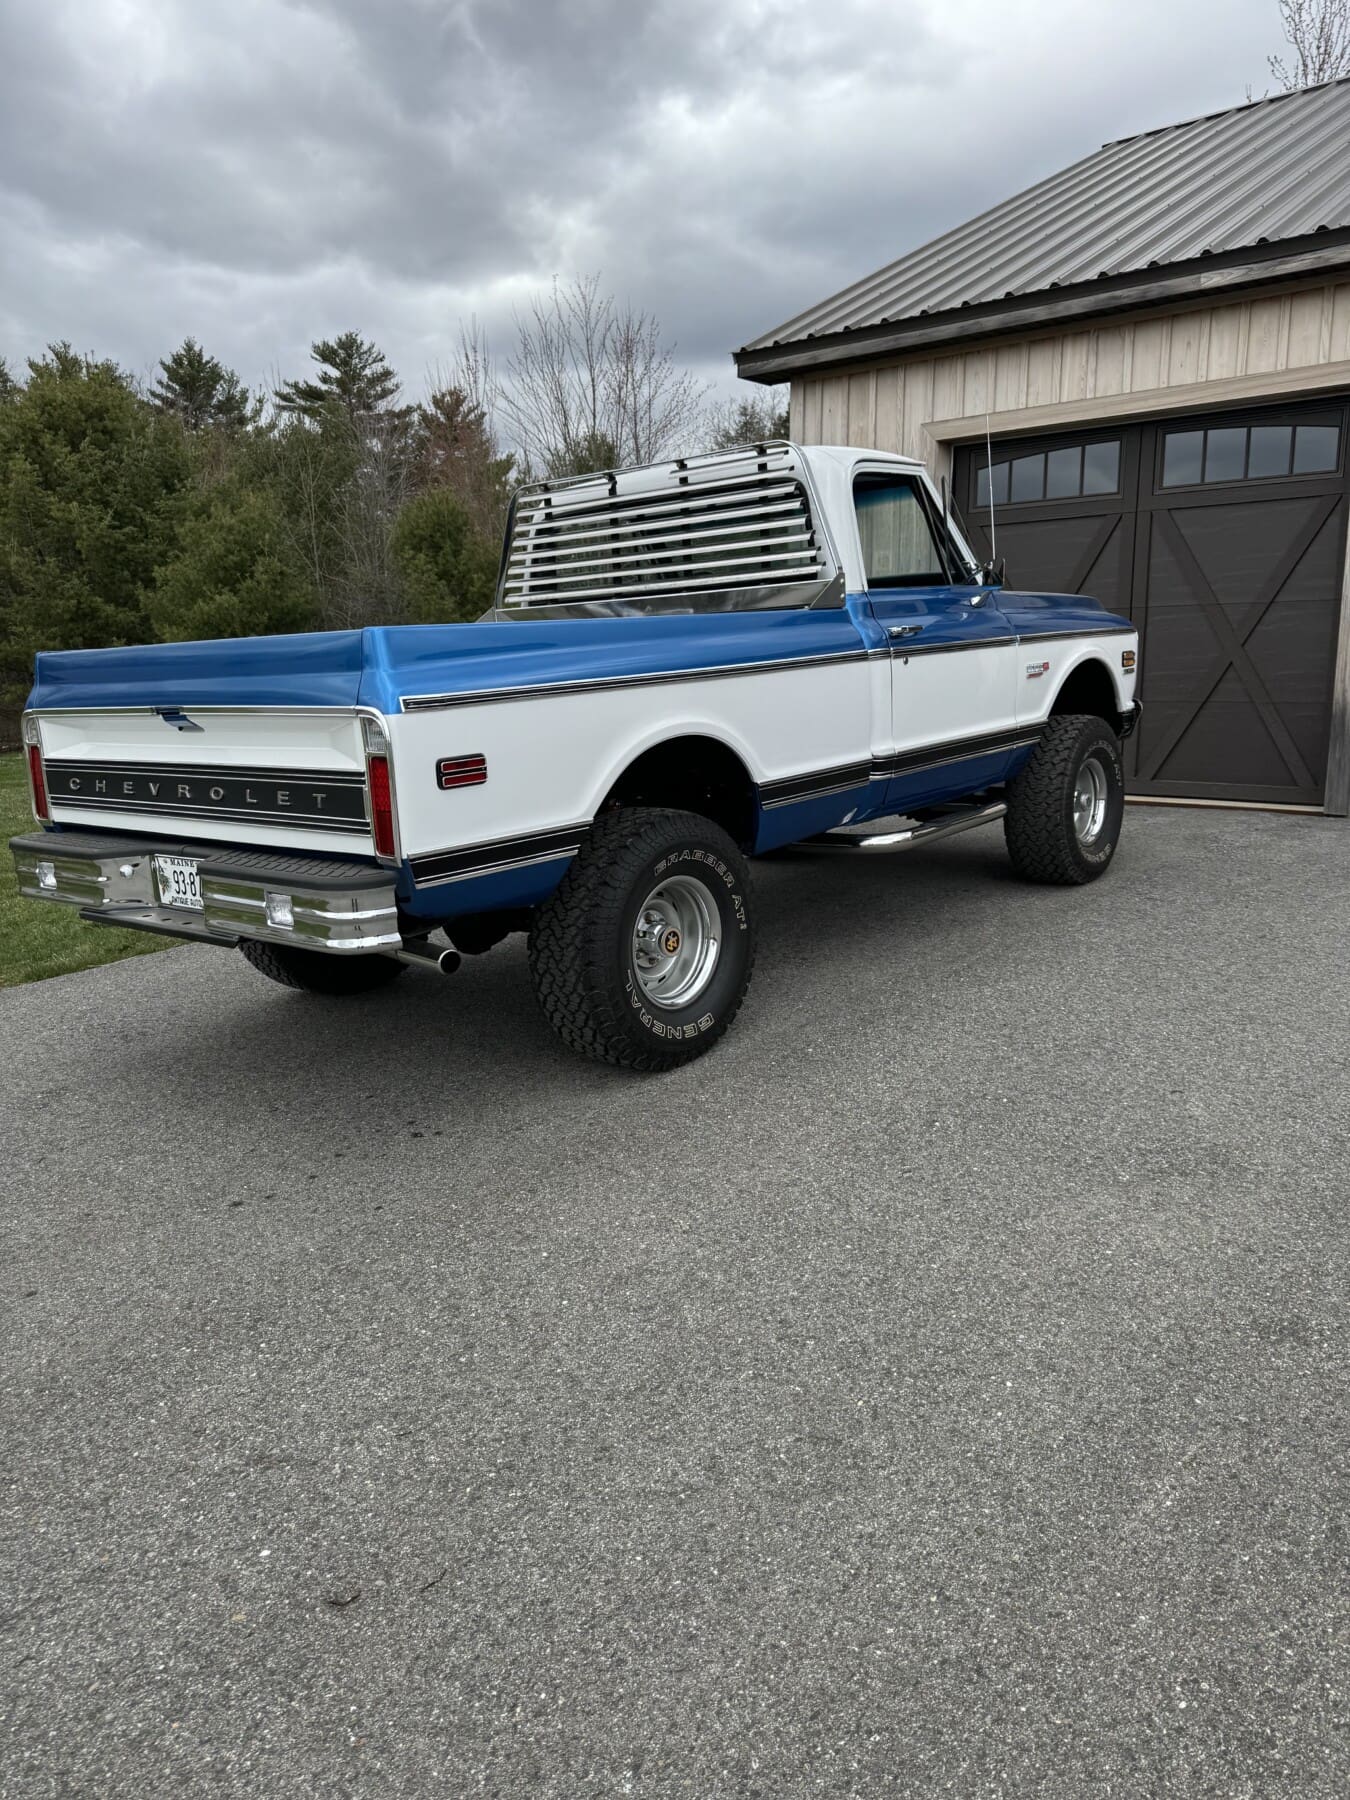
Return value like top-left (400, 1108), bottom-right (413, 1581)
top-left (238, 939), bottom-right (406, 994)
top-left (529, 808), bottom-right (755, 1071)
top-left (1004, 713), bottom-right (1125, 885)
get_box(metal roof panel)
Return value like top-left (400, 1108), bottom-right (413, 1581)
top-left (742, 78), bottom-right (1350, 352)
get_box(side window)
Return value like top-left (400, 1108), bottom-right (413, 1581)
top-left (853, 476), bottom-right (947, 587)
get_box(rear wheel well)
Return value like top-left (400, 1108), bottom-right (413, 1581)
top-left (601, 736), bottom-right (757, 849)
top-left (1050, 658), bottom-right (1121, 729)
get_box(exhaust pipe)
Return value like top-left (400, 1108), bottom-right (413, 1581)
top-left (395, 938), bottom-right (462, 974)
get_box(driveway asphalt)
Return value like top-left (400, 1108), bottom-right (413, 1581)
top-left (3, 804), bottom-right (1349, 1799)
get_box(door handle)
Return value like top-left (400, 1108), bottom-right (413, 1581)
top-left (888, 624), bottom-right (924, 640)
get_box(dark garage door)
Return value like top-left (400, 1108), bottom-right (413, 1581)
top-left (955, 402), bottom-right (1349, 805)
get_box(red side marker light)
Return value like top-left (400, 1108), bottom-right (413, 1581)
top-left (437, 754), bottom-right (488, 790)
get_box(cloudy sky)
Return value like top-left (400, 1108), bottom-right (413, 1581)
top-left (0, 0), bottom-right (1297, 405)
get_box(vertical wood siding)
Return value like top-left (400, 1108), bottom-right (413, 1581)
top-left (790, 282), bottom-right (1350, 481)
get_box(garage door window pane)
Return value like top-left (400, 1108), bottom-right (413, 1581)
top-left (976, 460), bottom-right (1009, 508)
top-left (1247, 425), bottom-right (1292, 479)
top-left (1009, 454), bottom-right (1045, 503)
top-left (1163, 431), bottom-right (1204, 487)
top-left (1045, 446), bottom-right (1082, 498)
top-left (1293, 424), bottom-right (1340, 473)
top-left (1203, 428), bottom-right (1247, 483)
top-left (1081, 440), bottom-right (1121, 495)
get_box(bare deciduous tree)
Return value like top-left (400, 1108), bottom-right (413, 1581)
top-left (1269, 0), bottom-right (1350, 89)
top-left (325, 408), bottom-right (418, 629)
top-left (501, 275), bottom-right (707, 479)
top-left (450, 318), bottom-right (501, 438)
top-left (251, 405), bottom-right (415, 632)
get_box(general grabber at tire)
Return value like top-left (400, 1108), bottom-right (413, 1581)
top-left (237, 939), bottom-right (407, 994)
top-left (528, 807), bottom-right (755, 1071)
top-left (1004, 712), bottom-right (1125, 886)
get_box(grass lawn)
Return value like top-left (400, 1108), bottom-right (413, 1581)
top-left (0, 753), bottom-right (168, 988)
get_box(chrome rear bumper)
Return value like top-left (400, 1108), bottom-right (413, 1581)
top-left (9, 830), bottom-right (400, 955)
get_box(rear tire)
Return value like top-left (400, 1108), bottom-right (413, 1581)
top-left (238, 940), bottom-right (406, 994)
top-left (529, 808), bottom-right (755, 1071)
top-left (1004, 713), bottom-right (1124, 885)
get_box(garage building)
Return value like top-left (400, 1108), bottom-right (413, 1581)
top-left (735, 79), bottom-right (1350, 814)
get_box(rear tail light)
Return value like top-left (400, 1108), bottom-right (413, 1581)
top-left (22, 718), bottom-right (49, 823)
top-left (362, 717), bottom-right (396, 860)
top-left (368, 757), bottom-right (395, 858)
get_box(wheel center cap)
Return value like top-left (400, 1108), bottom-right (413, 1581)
top-left (662, 928), bottom-right (681, 956)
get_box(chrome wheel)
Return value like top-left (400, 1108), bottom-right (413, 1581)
top-left (1073, 753), bottom-right (1110, 845)
top-left (631, 874), bottom-right (720, 1009)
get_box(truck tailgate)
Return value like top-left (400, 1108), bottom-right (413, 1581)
top-left (34, 707), bottom-right (374, 856)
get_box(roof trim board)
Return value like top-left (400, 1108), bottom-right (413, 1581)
top-left (737, 233), bottom-right (1350, 382)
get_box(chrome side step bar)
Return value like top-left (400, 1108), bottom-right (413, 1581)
top-left (810, 800), bottom-right (1007, 853)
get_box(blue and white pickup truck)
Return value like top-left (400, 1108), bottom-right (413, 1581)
top-left (12, 441), bottom-right (1138, 1069)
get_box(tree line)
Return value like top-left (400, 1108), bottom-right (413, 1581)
top-left (0, 275), bottom-right (786, 723)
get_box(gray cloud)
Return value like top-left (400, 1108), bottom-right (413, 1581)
top-left (0, 0), bottom-right (1289, 404)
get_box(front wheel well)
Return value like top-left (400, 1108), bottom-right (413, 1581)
top-left (601, 736), bottom-right (757, 849)
top-left (1050, 657), bottom-right (1123, 729)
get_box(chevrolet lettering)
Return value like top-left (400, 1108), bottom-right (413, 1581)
top-left (11, 441), bottom-right (1139, 1071)
top-left (41, 762), bottom-right (369, 832)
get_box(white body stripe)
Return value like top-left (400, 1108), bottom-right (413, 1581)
top-left (387, 656), bottom-right (875, 859)
top-left (1016, 632), bottom-right (1137, 728)
top-left (888, 642), bottom-right (1023, 756)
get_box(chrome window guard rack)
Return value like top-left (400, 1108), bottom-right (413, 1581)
top-left (492, 441), bottom-right (843, 618)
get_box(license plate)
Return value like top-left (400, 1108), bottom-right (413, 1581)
top-left (154, 855), bottom-right (203, 911)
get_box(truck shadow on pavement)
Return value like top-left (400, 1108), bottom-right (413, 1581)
top-left (34, 830), bottom-right (1035, 1230)
top-left (138, 830), bottom-right (1035, 1127)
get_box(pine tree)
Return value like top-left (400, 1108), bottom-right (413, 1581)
top-left (390, 487), bottom-right (501, 624)
top-left (0, 357), bottom-right (21, 405)
top-left (275, 331), bottom-right (405, 426)
top-left (414, 384), bottom-right (515, 540)
top-left (150, 338), bottom-right (250, 431)
top-left (148, 483), bottom-right (316, 642)
top-left (0, 345), bottom-right (191, 704)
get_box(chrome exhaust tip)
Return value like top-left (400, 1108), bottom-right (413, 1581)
top-left (395, 939), bottom-right (462, 975)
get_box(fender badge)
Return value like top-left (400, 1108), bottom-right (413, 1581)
top-left (1025, 661), bottom-right (1050, 679)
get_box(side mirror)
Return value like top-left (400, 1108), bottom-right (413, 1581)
top-left (981, 559), bottom-right (1006, 588)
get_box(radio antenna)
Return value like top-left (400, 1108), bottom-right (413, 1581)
top-left (940, 473), bottom-right (953, 582)
top-left (984, 413), bottom-right (998, 566)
